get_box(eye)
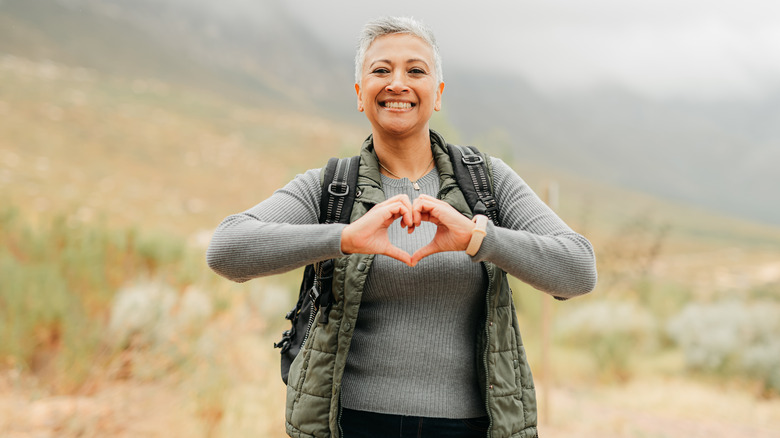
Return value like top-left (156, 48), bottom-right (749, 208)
top-left (372, 67), bottom-right (390, 74)
top-left (409, 67), bottom-right (427, 75)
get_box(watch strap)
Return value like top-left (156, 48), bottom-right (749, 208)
top-left (466, 214), bottom-right (488, 256)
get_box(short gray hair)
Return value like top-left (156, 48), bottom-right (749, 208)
top-left (354, 16), bottom-right (443, 85)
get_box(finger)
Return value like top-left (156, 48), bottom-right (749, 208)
top-left (382, 200), bottom-right (411, 225)
top-left (414, 196), bottom-right (468, 229)
top-left (412, 194), bottom-right (444, 217)
top-left (384, 246), bottom-right (413, 266)
top-left (410, 243), bottom-right (440, 266)
top-left (400, 195), bottom-right (415, 229)
top-left (412, 200), bottom-right (422, 228)
top-left (414, 209), bottom-right (440, 227)
top-left (383, 195), bottom-right (414, 229)
top-left (400, 206), bottom-right (415, 230)
top-left (413, 193), bottom-right (442, 206)
top-left (415, 193), bottom-right (436, 202)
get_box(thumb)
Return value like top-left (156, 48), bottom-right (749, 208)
top-left (384, 245), bottom-right (414, 267)
top-left (410, 243), bottom-right (439, 267)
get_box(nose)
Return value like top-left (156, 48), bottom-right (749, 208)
top-left (385, 71), bottom-right (409, 93)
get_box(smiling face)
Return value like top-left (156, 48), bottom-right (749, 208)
top-left (355, 33), bottom-right (444, 140)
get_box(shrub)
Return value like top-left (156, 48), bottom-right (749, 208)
top-left (0, 204), bottom-right (209, 391)
top-left (108, 282), bottom-right (213, 348)
top-left (555, 300), bottom-right (656, 380)
top-left (666, 300), bottom-right (780, 395)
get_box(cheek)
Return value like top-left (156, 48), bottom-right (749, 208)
top-left (361, 84), bottom-right (380, 102)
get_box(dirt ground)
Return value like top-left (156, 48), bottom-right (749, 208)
top-left (0, 378), bottom-right (205, 438)
top-left (2, 371), bottom-right (778, 438)
top-left (538, 379), bottom-right (780, 438)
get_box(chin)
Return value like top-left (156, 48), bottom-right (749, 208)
top-left (376, 122), bottom-right (427, 138)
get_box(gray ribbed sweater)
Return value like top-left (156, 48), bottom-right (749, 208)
top-left (206, 157), bottom-right (597, 419)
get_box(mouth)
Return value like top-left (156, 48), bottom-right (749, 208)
top-left (380, 100), bottom-right (415, 110)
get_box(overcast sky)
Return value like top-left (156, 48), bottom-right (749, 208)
top-left (282, 0), bottom-right (780, 101)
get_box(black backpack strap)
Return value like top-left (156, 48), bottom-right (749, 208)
top-left (316, 155), bottom-right (360, 323)
top-left (320, 156), bottom-right (360, 225)
top-left (447, 144), bottom-right (500, 226)
top-left (276, 156), bottom-right (361, 383)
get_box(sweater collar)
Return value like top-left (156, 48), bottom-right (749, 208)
top-left (355, 130), bottom-right (471, 218)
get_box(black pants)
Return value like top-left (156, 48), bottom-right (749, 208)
top-left (340, 408), bottom-right (489, 438)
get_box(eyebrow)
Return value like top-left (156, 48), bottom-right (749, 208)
top-left (368, 58), bottom-right (431, 69)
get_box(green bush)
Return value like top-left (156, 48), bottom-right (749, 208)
top-left (0, 205), bottom-right (206, 391)
top-left (667, 300), bottom-right (780, 395)
top-left (555, 300), bottom-right (657, 380)
top-left (0, 254), bottom-right (72, 361)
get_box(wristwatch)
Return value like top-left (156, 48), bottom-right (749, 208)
top-left (466, 214), bottom-right (488, 256)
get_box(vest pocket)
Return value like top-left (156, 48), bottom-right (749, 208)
top-left (490, 305), bottom-right (521, 395)
top-left (492, 350), bottom-right (520, 395)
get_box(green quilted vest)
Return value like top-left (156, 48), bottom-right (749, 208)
top-left (285, 131), bottom-right (538, 438)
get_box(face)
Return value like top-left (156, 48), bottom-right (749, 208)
top-left (355, 33), bottom-right (444, 139)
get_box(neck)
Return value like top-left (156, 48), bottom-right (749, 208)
top-left (373, 129), bottom-right (434, 179)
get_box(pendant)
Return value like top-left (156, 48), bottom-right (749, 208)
top-left (412, 181), bottom-right (420, 190)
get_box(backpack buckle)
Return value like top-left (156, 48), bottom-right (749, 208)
top-left (308, 284), bottom-right (321, 306)
top-left (461, 155), bottom-right (484, 165)
top-left (328, 181), bottom-right (350, 197)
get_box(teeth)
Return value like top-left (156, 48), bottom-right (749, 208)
top-left (385, 101), bottom-right (412, 109)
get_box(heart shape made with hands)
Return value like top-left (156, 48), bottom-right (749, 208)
top-left (341, 194), bottom-right (475, 267)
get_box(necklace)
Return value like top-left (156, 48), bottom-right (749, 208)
top-left (378, 156), bottom-right (435, 191)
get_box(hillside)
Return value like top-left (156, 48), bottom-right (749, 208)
top-left (2, 0), bottom-right (780, 260)
top-left (2, 4), bottom-right (780, 437)
top-left (444, 70), bottom-right (780, 225)
top-left (2, 51), bottom-right (779, 267)
top-left (0, 0), bottom-right (355, 112)
top-left (0, 55), bottom-right (364, 237)
top-left (2, 0), bottom-right (779, 226)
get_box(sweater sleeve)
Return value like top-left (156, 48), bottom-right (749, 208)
top-left (206, 168), bottom-right (347, 283)
top-left (471, 157), bottom-right (598, 299)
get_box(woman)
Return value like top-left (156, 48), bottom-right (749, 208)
top-left (207, 16), bottom-right (597, 438)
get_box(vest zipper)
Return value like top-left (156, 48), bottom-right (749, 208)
top-left (337, 391), bottom-right (344, 438)
top-left (483, 264), bottom-right (494, 438)
top-left (299, 302), bottom-right (317, 352)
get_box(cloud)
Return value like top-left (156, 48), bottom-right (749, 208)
top-left (496, 8), bottom-right (780, 99)
top-left (281, 0), bottom-right (780, 99)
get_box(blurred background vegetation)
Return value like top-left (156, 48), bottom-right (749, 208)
top-left (1, 0), bottom-right (779, 437)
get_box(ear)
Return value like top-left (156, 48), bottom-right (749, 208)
top-left (355, 83), bottom-right (364, 112)
top-left (434, 82), bottom-right (445, 111)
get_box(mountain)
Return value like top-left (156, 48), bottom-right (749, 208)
top-left (442, 71), bottom-right (780, 226)
top-left (1, 0), bottom-right (778, 225)
top-left (0, 0), bottom-right (355, 111)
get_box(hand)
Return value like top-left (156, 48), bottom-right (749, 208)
top-left (410, 194), bottom-right (475, 266)
top-left (340, 194), bottom-right (415, 266)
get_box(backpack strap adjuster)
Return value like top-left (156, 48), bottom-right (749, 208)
top-left (448, 144), bottom-right (501, 227)
top-left (327, 181), bottom-right (350, 197)
top-left (461, 155), bottom-right (484, 165)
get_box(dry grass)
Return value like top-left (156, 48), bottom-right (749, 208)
top-left (538, 377), bottom-right (780, 438)
top-left (3, 340), bottom-right (779, 437)
top-left (0, 276), bottom-right (296, 438)
top-left (0, 56), bottom-right (364, 237)
top-left (2, 55), bottom-right (780, 436)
